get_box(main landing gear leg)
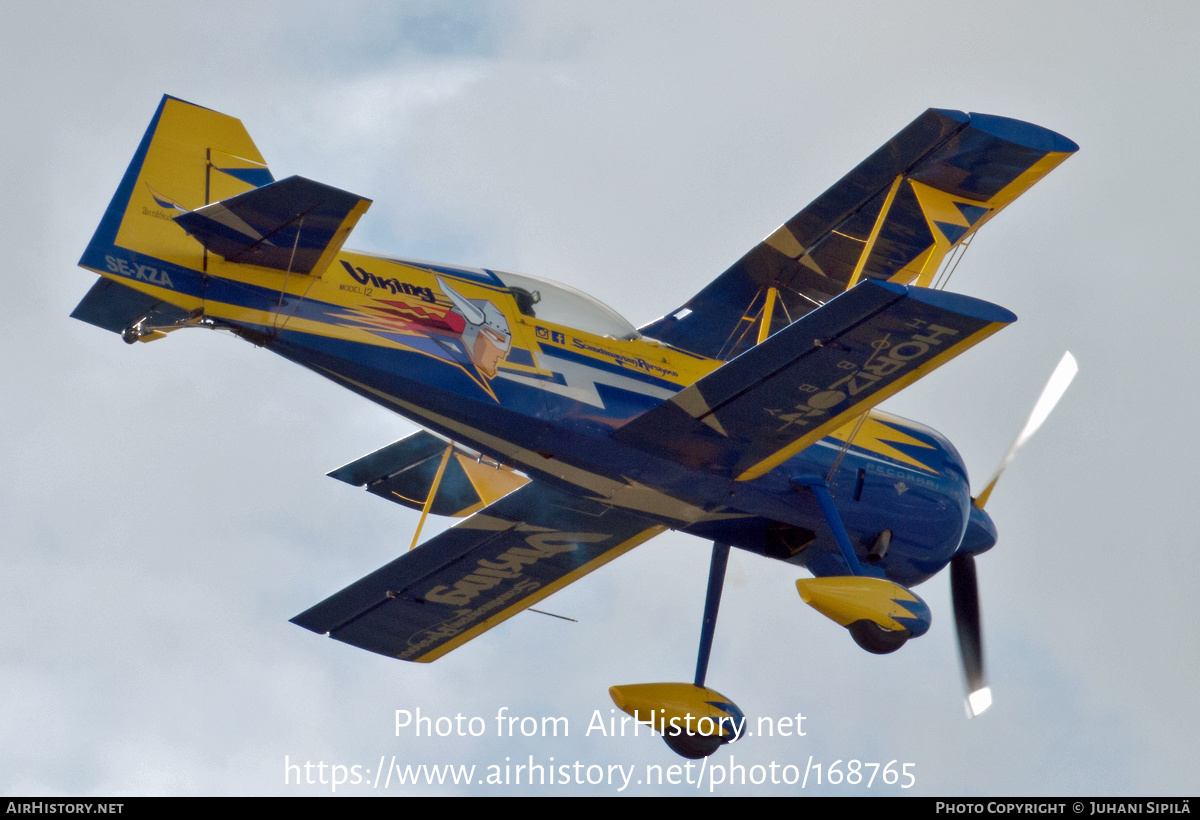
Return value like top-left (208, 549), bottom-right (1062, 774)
top-left (608, 541), bottom-right (746, 760)
top-left (694, 541), bottom-right (730, 689)
top-left (793, 477), bottom-right (930, 654)
top-left (803, 479), bottom-right (871, 577)
top-left (658, 541), bottom-right (735, 760)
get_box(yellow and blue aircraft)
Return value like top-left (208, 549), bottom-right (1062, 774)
top-left (73, 97), bottom-right (1077, 759)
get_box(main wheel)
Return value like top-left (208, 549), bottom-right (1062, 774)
top-left (848, 620), bottom-right (909, 655)
top-left (663, 730), bottom-right (723, 759)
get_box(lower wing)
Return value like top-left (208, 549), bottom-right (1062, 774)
top-left (291, 480), bottom-right (665, 662)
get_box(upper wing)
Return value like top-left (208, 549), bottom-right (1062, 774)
top-left (291, 480), bottom-right (665, 662)
top-left (614, 279), bottom-right (1015, 481)
top-left (641, 109), bottom-right (1076, 360)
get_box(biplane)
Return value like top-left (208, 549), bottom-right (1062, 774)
top-left (73, 97), bottom-right (1077, 758)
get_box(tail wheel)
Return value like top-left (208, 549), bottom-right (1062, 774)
top-left (848, 620), bottom-right (909, 655)
top-left (663, 730), bottom-right (724, 759)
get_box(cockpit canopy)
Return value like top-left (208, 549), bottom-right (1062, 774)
top-left (492, 270), bottom-right (640, 341)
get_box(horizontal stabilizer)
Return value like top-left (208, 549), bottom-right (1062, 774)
top-left (291, 481), bottom-right (664, 662)
top-left (642, 109), bottom-right (1075, 360)
top-left (616, 280), bottom-right (1015, 480)
top-left (174, 175), bottom-right (371, 275)
top-left (70, 276), bottom-right (192, 340)
top-left (329, 431), bottom-right (528, 518)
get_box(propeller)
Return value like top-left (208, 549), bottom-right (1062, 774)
top-left (954, 351), bottom-right (1079, 717)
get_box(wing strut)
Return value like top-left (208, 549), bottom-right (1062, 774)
top-left (846, 174), bottom-right (904, 290)
top-left (408, 443), bottom-right (454, 551)
top-left (756, 287), bottom-right (778, 345)
top-left (825, 413), bottom-right (869, 483)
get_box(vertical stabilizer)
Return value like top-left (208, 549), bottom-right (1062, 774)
top-left (79, 95), bottom-right (273, 277)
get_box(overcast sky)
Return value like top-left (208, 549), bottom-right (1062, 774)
top-left (3, 0), bottom-right (1197, 796)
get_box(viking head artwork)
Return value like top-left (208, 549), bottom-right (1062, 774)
top-left (435, 276), bottom-right (513, 379)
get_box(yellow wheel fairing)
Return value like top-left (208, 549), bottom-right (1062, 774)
top-left (796, 576), bottom-right (932, 636)
top-left (608, 683), bottom-right (745, 740)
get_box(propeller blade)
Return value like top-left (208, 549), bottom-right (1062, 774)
top-left (975, 351), bottom-right (1078, 508)
top-left (954, 353), bottom-right (1075, 715)
top-left (950, 552), bottom-right (990, 717)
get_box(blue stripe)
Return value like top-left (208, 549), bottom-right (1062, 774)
top-left (213, 166), bottom-right (275, 187)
